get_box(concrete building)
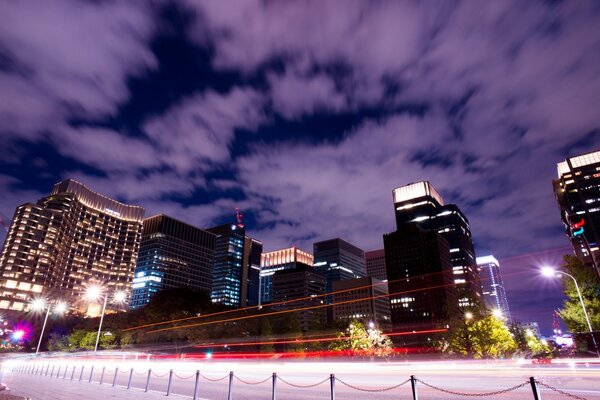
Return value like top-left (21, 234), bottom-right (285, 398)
top-left (332, 277), bottom-right (391, 330)
top-left (259, 247), bottom-right (313, 304)
top-left (365, 249), bottom-right (387, 281)
top-left (313, 238), bottom-right (366, 294)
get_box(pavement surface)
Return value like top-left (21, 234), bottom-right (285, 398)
top-left (2, 357), bottom-right (600, 399)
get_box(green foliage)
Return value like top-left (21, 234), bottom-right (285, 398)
top-left (557, 255), bottom-right (600, 332)
top-left (329, 321), bottom-right (393, 357)
top-left (259, 318), bottom-right (274, 352)
top-left (510, 324), bottom-right (551, 357)
top-left (47, 333), bottom-right (69, 351)
top-left (68, 330), bottom-right (87, 349)
top-left (444, 315), bottom-right (517, 358)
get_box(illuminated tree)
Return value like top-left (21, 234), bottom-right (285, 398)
top-left (330, 321), bottom-right (392, 357)
top-left (557, 255), bottom-right (600, 332)
top-left (444, 315), bottom-right (517, 358)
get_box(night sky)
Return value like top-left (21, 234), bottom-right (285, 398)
top-left (2, 1), bottom-right (600, 334)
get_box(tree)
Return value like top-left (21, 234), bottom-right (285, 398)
top-left (510, 324), bottom-right (550, 357)
top-left (557, 255), bottom-right (600, 332)
top-left (329, 321), bottom-right (392, 357)
top-left (259, 318), bottom-right (274, 352)
top-left (444, 315), bottom-right (517, 358)
top-left (47, 333), bottom-right (69, 352)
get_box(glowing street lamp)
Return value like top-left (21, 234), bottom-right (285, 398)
top-left (492, 309), bottom-right (504, 319)
top-left (464, 312), bottom-right (473, 320)
top-left (86, 285), bottom-right (127, 353)
top-left (541, 266), bottom-right (599, 358)
top-left (32, 298), bottom-right (68, 355)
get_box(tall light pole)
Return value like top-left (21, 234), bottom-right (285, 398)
top-left (86, 286), bottom-right (127, 353)
top-left (541, 266), bottom-right (600, 357)
top-left (31, 299), bottom-right (67, 355)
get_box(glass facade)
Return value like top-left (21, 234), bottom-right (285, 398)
top-left (476, 255), bottom-right (512, 322)
top-left (259, 247), bottom-right (313, 304)
top-left (313, 238), bottom-right (366, 296)
top-left (207, 224), bottom-right (245, 307)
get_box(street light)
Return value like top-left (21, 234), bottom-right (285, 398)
top-left (465, 312), bottom-right (473, 320)
top-left (85, 285), bottom-right (127, 353)
top-left (541, 266), bottom-right (600, 358)
top-left (492, 309), bottom-right (503, 319)
top-left (31, 298), bottom-right (68, 355)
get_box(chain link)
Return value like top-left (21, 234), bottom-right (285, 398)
top-left (278, 376), bottom-right (330, 388)
top-left (536, 379), bottom-right (590, 400)
top-left (151, 371), bottom-right (171, 378)
top-left (336, 377), bottom-right (410, 392)
top-left (416, 379), bottom-right (530, 397)
top-left (173, 372), bottom-right (197, 380)
top-left (134, 369), bottom-right (148, 375)
top-left (199, 372), bottom-right (230, 382)
top-left (234, 374), bottom-right (272, 385)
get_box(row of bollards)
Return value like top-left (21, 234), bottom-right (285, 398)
top-left (11, 362), bottom-right (546, 399)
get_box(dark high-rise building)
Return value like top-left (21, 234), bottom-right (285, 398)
top-left (553, 150), bottom-right (600, 276)
top-left (392, 181), bottom-right (482, 308)
top-left (207, 224), bottom-right (245, 307)
top-left (313, 238), bottom-right (366, 294)
top-left (259, 247), bottom-right (313, 305)
top-left (272, 264), bottom-right (326, 331)
top-left (0, 179), bottom-right (144, 313)
top-left (241, 237), bottom-right (262, 307)
top-left (129, 215), bottom-right (216, 309)
top-left (384, 224), bottom-right (457, 331)
top-left (476, 255), bottom-right (511, 322)
top-left (365, 249), bottom-right (387, 281)
top-left (332, 277), bottom-right (391, 330)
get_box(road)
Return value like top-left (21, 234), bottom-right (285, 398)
top-left (2, 356), bottom-right (599, 399)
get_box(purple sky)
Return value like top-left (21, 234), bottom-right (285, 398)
top-left (2, 1), bottom-right (600, 334)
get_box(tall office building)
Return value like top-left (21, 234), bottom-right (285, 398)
top-left (476, 255), bottom-right (512, 322)
top-left (392, 181), bottom-right (482, 308)
top-left (241, 237), bottom-right (262, 307)
top-left (553, 150), bottom-right (600, 276)
top-left (365, 249), bottom-right (387, 281)
top-left (259, 247), bottom-right (313, 304)
top-left (272, 264), bottom-right (326, 331)
top-left (384, 224), bottom-right (458, 331)
top-left (207, 224), bottom-right (245, 307)
top-left (332, 277), bottom-right (391, 330)
top-left (129, 215), bottom-right (216, 309)
top-left (313, 238), bottom-right (366, 294)
top-left (0, 179), bottom-right (144, 312)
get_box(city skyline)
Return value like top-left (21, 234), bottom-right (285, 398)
top-left (2, 1), bottom-right (600, 335)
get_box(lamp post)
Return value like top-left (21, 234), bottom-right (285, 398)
top-left (31, 299), bottom-right (67, 355)
top-left (541, 266), bottom-right (600, 357)
top-left (86, 286), bottom-right (127, 353)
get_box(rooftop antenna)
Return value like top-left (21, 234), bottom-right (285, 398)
top-left (235, 208), bottom-right (244, 228)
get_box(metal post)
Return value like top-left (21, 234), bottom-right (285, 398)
top-left (88, 365), bottom-right (94, 383)
top-left (70, 366), bottom-right (76, 381)
top-left (410, 375), bottom-right (418, 400)
top-left (94, 294), bottom-right (108, 353)
top-left (79, 366), bottom-right (85, 381)
top-left (35, 306), bottom-right (51, 355)
top-left (112, 367), bottom-right (118, 387)
top-left (166, 369), bottom-right (173, 396)
top-left (56, 365), bottom-right (61, 379)
top-left (100, 366), bottom-right (105, 385)
top-left (145, 369), bottom-right (152, 392)
top-left (45, 364), bottom-right (50, 376)
top-left (330, 374), bottom-right (336, 400)
top-left (192, 370), bottom-right (200, 400)
top-left (127, 368), bottom-right (133, 389)
top-left (50, 365), bottom-right (55, 377)
top-left (272, 372), bottom-right (277, 400)
top-left (529, 377), bottom-right (541, 400)
top-left (63, 365), bottom-right (68, 379)
top-left (227, 371), bottom-right (234, 400)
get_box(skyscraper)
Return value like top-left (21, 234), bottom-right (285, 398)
top-left (241, 237), bottom-right (262, 307)
top-left (476, 255), bottom-right (511, 322)
top-left (365, 249), bottom-right (387, 281)
top-left (392, 181), bottom-right (482, 308)
top-left (206, 224), bottom-right (245, 307)
top-left (553, 150), bottom-right (600, 276)
top-left (0, 179), bottom-right (144, 312)
top-left (129, 215), bottom-right (216, 309)
top-left (332, 277), bottom-right (391, 330)
top-left (313, 238), bottom-right (366, 294)
top-left (259, 247), bottom-right (313, 304)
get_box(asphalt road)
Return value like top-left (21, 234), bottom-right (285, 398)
top-left (2, 357), bottom-right (600, 399)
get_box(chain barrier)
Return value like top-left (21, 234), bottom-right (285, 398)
top-left (336, 377), bottom-right (411, 392)
top-left (198, 372), bottom-right (230, 382)
top-left (118, 369), bottom-right (130, 374)
top-left (173, 372), bottom-right (197, 380)
top-left (278, 376), bottom-right (330, 388)
top-left (234, 374), bottom-right (272, 385)
top-left (416, 379), bottom-right (530, 397)
top-left (134, 369), bottom-right (148, 375)
top-left (536, 379), bottom-right (590, 400)
top-left (151, 371), bottom-right (171, 378)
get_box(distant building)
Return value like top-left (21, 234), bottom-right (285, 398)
top-left (260, 247), bottom-right (313, 304)
top-left (476, 255), bottom-right (512, 322)
top-left (206, 224), bottom-right (245, 307)
top-left (392, 181), bottom-right (482, 308)
top-left (129, 215), bottom-right (216, 309)
top-left (0, 179), bottom-right (144, 313)
top-left (553, 150), bottom-right (600, 276)
top-left (241, 237), bottom-right (262, 307)
top-left (384, 223), bottom-right (458, 331)
top-left (272, 264), bottom-right (326, 331)
top-left (332, 277), bottom-right (391, 330)
top-left (313, 238), bottom-right (366, 294)
top-left (365, 249), bottom-right (387, 281)
top-left (518, 321), bottom-right (542, 338)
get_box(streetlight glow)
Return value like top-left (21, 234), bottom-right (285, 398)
top-left (31, 298), bottom-right (46, 311)
top-left (465, 312), bottom-right (473, 320)
top-left (85, 285), bottom-right (103, 301)
top-left (541, 266), bottom-right (557, 278)
top-left (54, 302), bottom-right (67, 314)
top-left (113, 291), bottom-right (127, 304)
top-left (492, 309), bottom-right (503, 319)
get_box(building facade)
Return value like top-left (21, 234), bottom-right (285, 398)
top-left (313, 238), bottom-right (366, 294)
top-left (392, 181), bottom-right (482, 308)
top-left (332, 277), bottom-right (391, 330)
top-left (206, 224), bottom-right (246, 307)
top-left (241, 237), bottom-right (262, 307)
top-left (129, 215), bottom-right (216, 309)
top-left (0, 179), bottom-right (144, 312)
top-left (259, 247), bottom-right (313, 305)
top-left (365, 249), bottom-right (387, 281)
top-left (553, 150), bottom-right (600, 276)
top-left (476, 255), bottom-right (512, 322)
